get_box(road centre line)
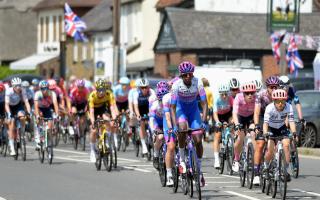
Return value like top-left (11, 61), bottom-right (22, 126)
top-left (221, 174), bottom-right (240, 179)
top-left (225, 191), bottom-right (261, 200)
top-left (291, 189), bottom-right (320, 197)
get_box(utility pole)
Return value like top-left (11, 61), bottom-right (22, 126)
top-left (112, 0), bottom-right (120, 83)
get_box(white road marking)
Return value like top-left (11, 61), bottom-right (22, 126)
top-left (221, 174), bottom-right (240, 179)
top-left (291, 189), bottom-right (320, 197)
top-left (207, 181), bottom-right (239, 184)
top-left (0, 197), bottom-right (7, 200)
top-left (26, 146), bottom-right (87, 155)
top-left (225, 191), bottom-right (261, 200)
top-left (218, 186), bottom-right (241, 188)
top-left (205, 176), bottom-right (226, 179)
top-left (55, 156), bottom-right (91, 163)
top-left (122, 166), bottom-right (151, 173)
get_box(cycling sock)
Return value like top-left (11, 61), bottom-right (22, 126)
top-left (9, 139), bottom-right (14, 148)
top-left (166, 168), bottom-right (172, 177)
top-left (179, 148), bottom-right (185, 162)
top-left (113, 133), bottom-right (118, 146)
top-left (154, 149), bottom-right (159, 157)
top-left (90, 143), bottom-right (95, 152)
top-left (214, 152), bottom-right (219, 160)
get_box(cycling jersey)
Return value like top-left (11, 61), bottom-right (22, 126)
top-left (113, 84), bottom-right (130, 103)
top-left (51, 87), bottom-right (64, 104)
top-left (133, 88), bottom-right (156, 116)
top-left (34, 90), bottom-right (57, 108)
top-left (0, 92), bottom-right (5, 116)
top-left (255, 89), bottom-right (272, 113)
top-left (264, 102), bottom-right (294, 129)
top-left (213, 95), bottom-right (233, 115)
top-left (88, 90), bottom-right (116, 109)
top-left (5, 87), bottom-right (28, 106)
top-left (69, 87), bottom-right (89, 105)
top-left (0, 92), bottom-right (4, 103)
top-left (149, 99), bottom-right (163, 132)
top-left (171, 77), bottom-right (206, 131)
top-left (204, 86), bottom-right (213, 109)
top-left (128, 88), bottom-right (137, 103)
top-left (233, 93), bottom-right (256, 117)
top-left (162, 92), bottom-right (176, 142)
top-left (287, 86), bottom-right (300, 105)
top-left (25, 88), bottom-right (34, 100)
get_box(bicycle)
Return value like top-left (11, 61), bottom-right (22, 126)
top-left (37, 117), bottom-right (54, 164)
top-left (0, 116), bottom-right (8, 156)
top-left (156, 130), bottom-right (166, 187)
top-left (117, 110), bottom-right (129, 152)
top-left (179, 128), bottom-right (203, 200)
top-left (218, 122), bottom-right (234, 175)
top-left (137, 114), bottom-right (153, 160)
top-left (73, 110), bottom-right (87, 151)
top-left (289, 121), bottom-right (303, 179)
top-left (59, 114), bottom-right (69, 144)
top-left (265, 134), bottom-right (288, 200)
top-left (8, 115), bottom-right (27, 161)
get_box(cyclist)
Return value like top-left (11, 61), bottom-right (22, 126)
top-left (150, 82), bottom-right (168, 170)
top-left (133, 78), bottom-right (156, 155)
top-left (22, 81), bottom-right (34, 109)
top-left (48, 79), bottom-right (65, 110)
top-left (212, 83), bottom-right (233, 169)
top-left (229, 78), bottom-right (240, 99)
top-left (263, 89), bottom-right (296, 182)
top-left (252, 75), bottom-right (280, 185)
top-left (0, 82), bottom-right (6, 130)
top-left (31, 79), bottom-right (40, 93)
top-left (128, 79), bottom-right (140, 137)
top-left (5, 77), bottom-right (31, 156)
top-left (253, 79), bottom-right (263, 92)
top-left (88, 79), bottom-right (118, 162)
top-left (170, 61), bottom-right (207, 187)
top-left (279, 75), bottom-right (304, 122)
top-left (114, 77), bottom-right (131, 112)
top-left (232, 82), bottom-right (257, 172)
top-left (34, 80), bottom-right (59, 149)
top-left (201, 78), bottom-right (214, 142)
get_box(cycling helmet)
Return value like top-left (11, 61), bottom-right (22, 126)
top-left (75, 79), bottom-right (85, 87)
top-left (265, 75), bottom-right (280, 86)
top-left (95, 79), bottom-right (106, 90)
top-left (48, 79), bottom-right (57, 90)
top-left (21, 81), bottom-right (30, 88)
top-left (178, 61), bottom-right (195, 74)
top-left (218, 83), bottom-right (230, 93)
top-left (135, 78), bottom-right (142, 87)
top-left (105, 80), bottom-right (112, 90)
top-left (156, 87), bottom-right (169, 100)
top-left (11, 77), bottom-right (22, 86)
top-left (138, 78), bottom-right (149, 87)
top-left (156, 81), bottom-right (169, 90)
top-left (253, 79), bottom-right (263, 90)
top-left (240, 82), bottom-right (256, 93)
top-left (119, 77), bottom-right (130, 85)
top-left (0, 83), bottom-right (5, 92)
top-left (279, 75), bottom-right (290, 86)
top-left (272, 89), bottom-right (288, 100)
top-left (229, 78), bottom-right (240, 89)
top-left (39, 80), bottom-right (49, 88)
top-left (32, 78), bottom-right (39, 86)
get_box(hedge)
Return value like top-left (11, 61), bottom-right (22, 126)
top-left (0, 66), bottom-right (36, 80)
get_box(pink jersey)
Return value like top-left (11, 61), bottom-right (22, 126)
top-left (52, 87), bottom-right (63, 101)
top-left (233, 93), bottom-right (256, 117)
top-left (70, 87), bottom-right (89, 104)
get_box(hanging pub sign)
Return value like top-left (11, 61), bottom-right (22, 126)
top-left (267, 0), bottom-right (300, 32)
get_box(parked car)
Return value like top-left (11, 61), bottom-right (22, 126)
top-left (295, 90), bottom-right (320, 147)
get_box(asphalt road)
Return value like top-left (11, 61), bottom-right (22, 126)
top-left (0, 140), bottom-right (320, 200)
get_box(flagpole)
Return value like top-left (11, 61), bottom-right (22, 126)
top-left (112, 0), bottom-right (121, 83)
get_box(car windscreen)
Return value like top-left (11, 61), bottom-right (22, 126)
top-left (298, 92), bottom-right (320, 110)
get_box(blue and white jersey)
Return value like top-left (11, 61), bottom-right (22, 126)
top-left (113, 84), bottom-right (130, 103)
top-left (5, 87), bottom-right (28, 106)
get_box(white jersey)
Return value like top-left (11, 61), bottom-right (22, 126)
top-left (264, 102), bottom-right (294, 129)
top-left (5, 87), bottom-right (28, 106)
top-left (128, 88), bottom-right (137, 103)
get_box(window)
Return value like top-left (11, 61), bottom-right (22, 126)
top-left (73, 42), bottom-right (78, 62)
top-left (45, 16), bottom-right (49, 42)
top-left (40, 17), bottom-right (44, 43)
top-left (82, 45), bottom-right (87, 61)
top-left (53, 16), bottom-right (57, 41)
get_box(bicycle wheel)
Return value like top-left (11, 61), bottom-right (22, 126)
top-left (246, 143), bottom-right (254, 189)
top-left (226, 135), bottom-right (234, 175)
top-left (191, 149), bottom-right (201, 200)
top-left (73, 133), bottom-right (79, 150)
top-left (218, 147), bottom-right (225, 174)
top-left (113, 143), bottom-right (117, 169)
top-left (121, 129), bottom-right (127, 152)
top-left (95, 149), bottom-right (102, 171)
top-left (54, 123), bottom-right (60, 147)
top-left (20, 132), bottom-right (27, 161)
top-left (135, 135), bottom-right (140, 157)
top-left (47, 133), bottom-right (53, 165)
top-left (14, 140), bottom-right (18, 160)
top-left (38, 143), bottom-right (45, 163)
top-left (158, 146), bottom-right (166, 187)
top-left (290, 143), bottom-right (299, 179)
top-left (239, 151), bottom-right (246, 187)
top-left (279, 149), bottom-right (287, 200)
top-left (172, 161), bottom-right (179, 193)
top-left (187, 171), bottom-right (194, 198)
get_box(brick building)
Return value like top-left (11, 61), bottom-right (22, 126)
top-left (153, 8), bottom-right (320, 81)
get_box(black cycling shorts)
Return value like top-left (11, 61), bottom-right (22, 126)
top-left (39, 107), bottom-right (53, 119)
top-left (268, 125), bottom-right (290, 139)
top-left (116, 101), bottom-right (128, 112)
top-left (218, 110), bottom-right (232, 123)
top-left (94, 106), bottom-right (110, 120)
top-left (0, 102), bottom-right (5, 117)
top-left (10, 102), bottom-right (25, 117)
top-left (238, 114), bottom-right (253, 129)
top-left (72, 102), bottom-right (87, 112)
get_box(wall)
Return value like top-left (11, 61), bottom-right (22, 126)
top-left (195, 0), bottom-right (313, 13)
top-left (261, 55), bottom-right (280, 81)
top-left (38, 57), bottom-right (60, 79)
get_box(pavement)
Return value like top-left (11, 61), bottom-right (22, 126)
top-left (0, 140), bottom-right (320, 200)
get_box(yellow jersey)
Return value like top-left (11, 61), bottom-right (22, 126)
top-left (88, 90), bottom-right (116, 109)
top-left (204, 87), bottom-right (213, 109)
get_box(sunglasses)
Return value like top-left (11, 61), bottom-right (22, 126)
top-left (14, 85), bottom-right (21, 88)
top-left (268, 85), bottom-right (278, 90)
top-left (97, 88), bottom-right (106, 92)
top-left (220, 92), bottom-right (228, 96)
top-left (274, 99), bottom-right (286, 104)
top-left (180, 73), bottom-right (193, 78)
top-left (231, 88), bottom-right (239, 92)
top-left (140, 87), bottom-right (148, 90)
top-left (41, 87), bottom-right (49, 91)
top-left (244, 92), bottom-right (255, 96)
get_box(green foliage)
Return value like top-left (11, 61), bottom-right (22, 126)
top-left (0, 66), bottom-right (36, 80)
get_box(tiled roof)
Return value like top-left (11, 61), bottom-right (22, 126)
top-left (33, 0), bottom-right (101, 11)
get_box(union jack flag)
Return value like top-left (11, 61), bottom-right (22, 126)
top-left (270, 32), bottom-right (285, 64)
top-left (64, 3), bottom-right (87, 42)
top-left (286, 35), bottom-right (304, 76)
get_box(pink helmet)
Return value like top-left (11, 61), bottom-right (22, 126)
top-left (156, 81), bottom-right (169, 90)
top-left (156, 86), bottom-right (169, 100)
top-left (241, 82), bottom-right (256, 93)
top-left (76, 79), bottom-right (85, 87)
top-left (0, 82), bottom-right (5, 92)
top-left (48, 79), bottom-right (57, 90)
top-left (272, 89), bottom-right (287, 100)
top-left (178, 61), bottom-right (195, 74)
top-left (266, 76), bottom-right (280, 86)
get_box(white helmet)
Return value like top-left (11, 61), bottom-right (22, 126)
top-left (218, 83), bottom-right (230, 93)
top-left (21, 80), bottom-right (30, 87)
top-left (229, 78), bottom-right (240, 89)
top-left (279, 75), bottom-right (290, 85)
top-left (253, 80), bottom-right (263, 90)
top-left (119, 77), bottom-right (130, 85)
top-left (135, 78), bottom-right (142, 87)
top-left (11, 77), bottom-right (22, 86)
top-left (138, 78), bottom-right (149, 87)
